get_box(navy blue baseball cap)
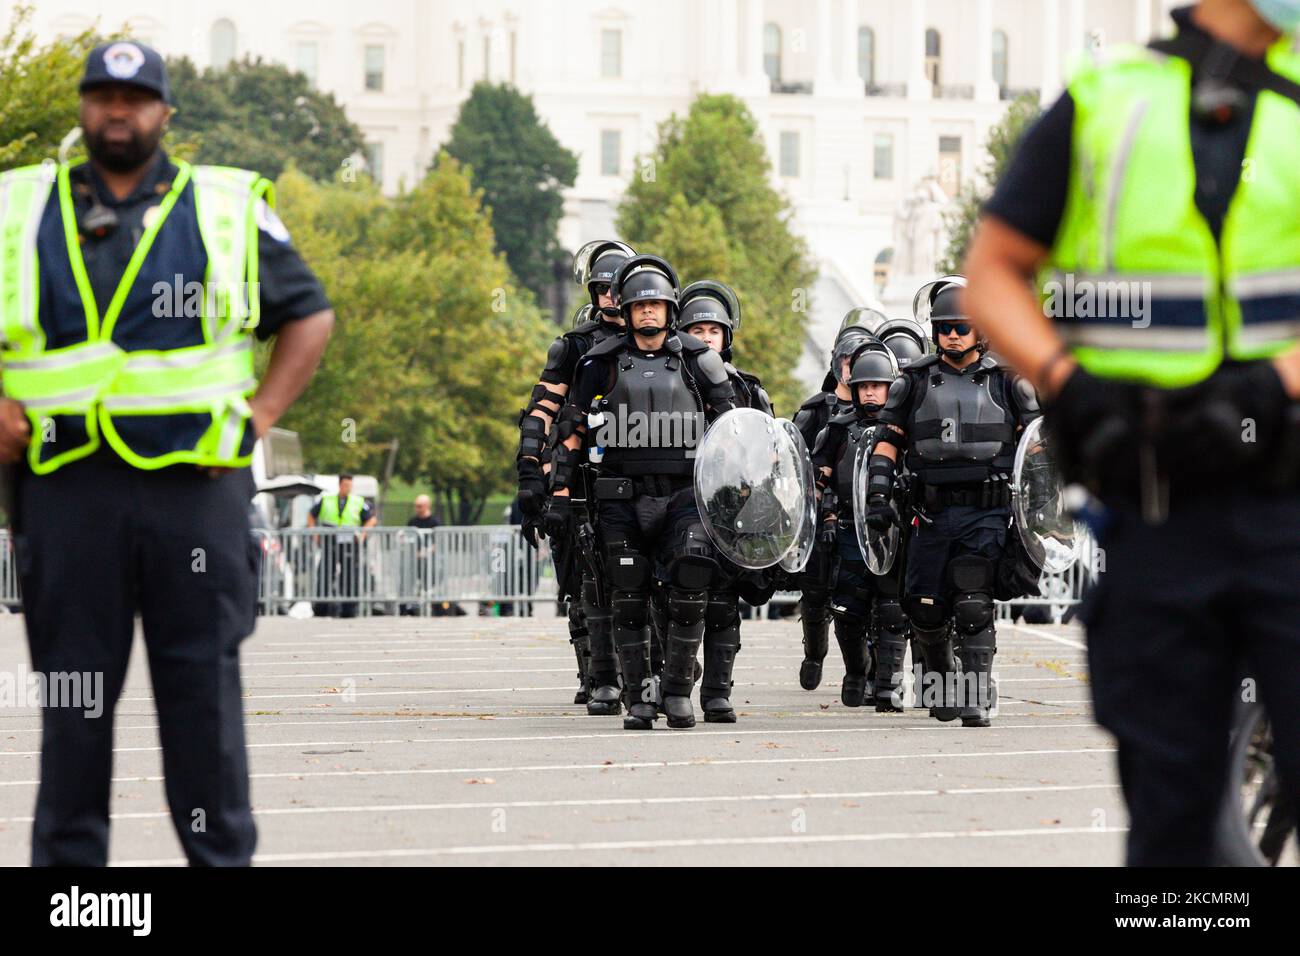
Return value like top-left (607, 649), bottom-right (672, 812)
top-left (79, 41), bottom-right (171, 104)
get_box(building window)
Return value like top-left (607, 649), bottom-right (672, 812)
top-left (872, 132), bottom-right (894, 180)
top-left (764, 23), bottom-right (781, 84)
top-left (601, 130), bottom-right (621, 176)
top-left (458, 39), bottom-right (465, 89)
top-left (295, 41), bottom-right (319, 87)
top-left (858, 26), bottom-right (875, 86)
top-left (992, 29), bottom-right (1008, 90)
top-left (211, 19), bottom-right (236, 70)
top-left (364, 44), bottom-right (385, 91)
top-left (779, 131), bottom-right (800, 178)
top-left (483, 36), bottom-right (491, 80)
top-left (601, 29), bottom-right (622, 79)
top-left (939, 134), bottom-right (962, 196)
top-left (366, 142), bottom-right (384, 185)
top-left (925, 28), bottom-right (941, 90)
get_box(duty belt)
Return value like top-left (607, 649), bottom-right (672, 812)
top-left (914, 478), bottom-right (1011, 511)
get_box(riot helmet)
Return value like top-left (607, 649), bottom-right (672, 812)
top-left (570, 302), bottom-right (594, 329)
top-left (875, 318), bottom-right (931, 370)
top-left (612, 254), bottom-right (680, 340)
top-left (847, 345), bottom-right (899, 417)
top-left (914, 274), bottom-right (983, 361)
top-left (831, 329), bottom-right (881, 389)
top-left (837, 306), bottom-right (890, 345)
top-left (573, 239), bottom-right (635, 317)
top-left (677, 280), bottom-right (741, 359)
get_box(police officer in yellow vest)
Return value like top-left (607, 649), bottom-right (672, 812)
top-left (308, 473), bottom-right (376, 618)
top-left (964, 0), bottom-right (1300, 864)
top-left (0, 42), bottom-right (334, 865)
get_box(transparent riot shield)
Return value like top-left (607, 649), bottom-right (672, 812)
top-left (852, 433), bottom-right (898, 575)
top-left (1012, 416), bottom-right (1079, 574)
top-left (778, 418), bottom-right (816, 573)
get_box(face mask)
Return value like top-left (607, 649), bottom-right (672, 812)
top-left (1251, 0), bottom-right (1300, 34)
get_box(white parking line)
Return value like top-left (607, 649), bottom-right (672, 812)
top-left (0, 781), bottom-right (1123, 826)
top-left (114, 824), bottom-right (1129, 866)
top-left (0, 746), bottom-right (1116, 788)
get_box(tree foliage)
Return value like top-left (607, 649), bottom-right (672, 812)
top-left (443, 83), bottom-right (578, 308)
top-left (166, 56), bottom-right (365, 182)
top-left (939, 93), bottom-right (1043, 274)
top-left (269, 154), bottom-right (554, 523)
top-left (616, 94), bottom-right (816, 415)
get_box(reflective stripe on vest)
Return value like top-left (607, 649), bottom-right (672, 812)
top-left (1042, 41), bottom-right (1300, 388)
top-left (318, 494), bottom-right (365, 527)
top-left (0, 159), bottom-right (272, 473)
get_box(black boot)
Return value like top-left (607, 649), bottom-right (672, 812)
top-left (649, 585), bottom-right (667, 678)
top-left (799, 599), bottom-right (830, 690)
top-left (834, 617), bottom-right (870, 708)
top-left (611, 589), bottom-right (656, 730)
top-left (701, 616), bottom-right (741, 724)
top-left (956, 610), bottom-right (997, 728)
top-left (583, 581), bottom-right (621, 716)
top-left (914, 623), bottom-right (959, 721)
top-left (567, 603), bottom-right (591, 705)
top-left (661, 592), bottom-right (706, 730)
top-left (871, 599), bottom-right (909, 713)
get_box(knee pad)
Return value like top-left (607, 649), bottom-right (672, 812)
top-left (667, 587), bottom-right (707, 627)
top-left (567, 601), bottom-right (586, 633)
top-left (705, 590), bottom-right (739, 630)
top-left (605, 540), bottom-right (651, 591)
top-left (581, 574), bottom-right (607, 612)
top-left (611, 588), bottom-right (649, 630)
top-left (953, 591), bottom-right (996, 640)
top-left (873, 597), bottom-right (908, 635)
top-left (907, 595), bottom-right (948, 630)
top-left (947, 555), bottom-right (996, 594)
top-left (667, 522), bottom-right (718, 591)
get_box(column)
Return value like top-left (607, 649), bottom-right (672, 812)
top-left (815, 0), bottom-right (836, 92)
top-left (905, 0), bottom-right (930, 100)
top-left (1134, 0), bottom-right (1153, 43)
top-left (1040, 0), bottom-right (1060, 105)
top-left (1068, 0), bottom-right (1086, 59)
top-left (839, 0), bottom-right (859, 89)
top-left (721, 0), bottom-right (741, 80)
top-left (974, 0), bottom-right (998, 101)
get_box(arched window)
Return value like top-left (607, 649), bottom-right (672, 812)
top-left (924, 28), bottom-right (941, 89)
top-left (992, 29), bottom-right (1009, 91)
top-left (764, 23), bottom-right (781, 84)
top-left (211, 19), bottom-right (236, 70)
top-left (858, 26), bottom-right (875, 87)
top-left (874, 247), bottom-right (893, 293)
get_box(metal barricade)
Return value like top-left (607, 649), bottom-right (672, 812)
top-left (0, 529), bottom-right (20, 611)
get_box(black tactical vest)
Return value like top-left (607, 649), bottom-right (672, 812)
top-left (905, 357), bottom-right (1017, 484)
top-left (595, 347), bottom-right (705, 477)
top-left (833, 418), bottom-right (877, 506)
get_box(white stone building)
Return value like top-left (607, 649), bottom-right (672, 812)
top-left (9, 0), bottom-right (1186, 391)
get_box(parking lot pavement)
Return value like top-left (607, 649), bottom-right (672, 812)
top-left (0, 613), bottom-right (1124, 866)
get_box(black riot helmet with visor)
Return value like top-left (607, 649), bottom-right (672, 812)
top-left (677, 280), bottom-right (741, 359)
top-left (573, 239), bottom-right (636, 317)
top-left (914, 274), bottom-right (984, 360)
top-left (831, 328), bottom-right (882, 389)
top-left (847, 343), bottom-right (899, 418)
top-left (837, 307), bottom-right (890, 345)
top-left (612, 254), bottom-right (680, 339)
top-left (875, 318), bottom-right (931, 370)
top-left (571, 302), bottom-right (594, 329)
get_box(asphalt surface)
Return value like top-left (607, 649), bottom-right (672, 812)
top-left (0, 610), bottom-right (1125, 866)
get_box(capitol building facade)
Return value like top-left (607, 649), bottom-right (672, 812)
top-left (11, 0), bottom-right (1189, 389)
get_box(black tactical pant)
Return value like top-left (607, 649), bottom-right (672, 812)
top-left (16, 452), bottom-right (258, 866)
top-left (1082, 492), bottom-right (1300, 866)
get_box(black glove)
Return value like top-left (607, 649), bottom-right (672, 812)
top-left (1163, 361), bottom-right (1292, 471)
top-left (542, 495), bottom-right (574, 541)
top-left (865, 493), bottom-right (897, 532)
top-left (517, 459), bottom-right (547, 520)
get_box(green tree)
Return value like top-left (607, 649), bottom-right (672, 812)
top-left (939, 93), bottom-right (1043, 274)
top-left (443, 82), bottom-right (578, 309)
top-left (0, 6), bottom-right (105, 168)
top-left (616, 94), bottom-right (816, 415)
top-left (271, 154), bottom-right (554, 524)
top-left (167, 56), bottom-right (365, 182)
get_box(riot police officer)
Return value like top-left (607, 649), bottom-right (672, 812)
top-left (791, 317), bottom-right (887, 691)
top-left (865, 278), bottom-right (1040, 727)
top-left (963, 0), bottom-right (1300, 863)
top-left (811, 345), bottom-right (901, 708)
top-left (675, 280), bottom-right (773, 722)
top-left (515, 240), bottom-right (634, 712)
top-left (546, 256), bottom-right (736, 730)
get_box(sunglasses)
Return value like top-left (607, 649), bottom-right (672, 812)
top-left (935, 321), bottom-right (972, 336)
top-left (592, 283), bottom-right (612, 297)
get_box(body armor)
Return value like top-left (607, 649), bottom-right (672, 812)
top-left (596, 346), bottom-right (705, 477)
top-left (905, 356), bottom-right (1017, 484)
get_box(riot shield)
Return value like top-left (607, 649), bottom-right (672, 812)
top-left (852, 433), bottom-right (898, 575)
top-left (694, 408), bottom-right (812, 570)
top-left (1012, 416), bottom-right (1079, 575)
top-left (778, 418), bottom-right (817, 573)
